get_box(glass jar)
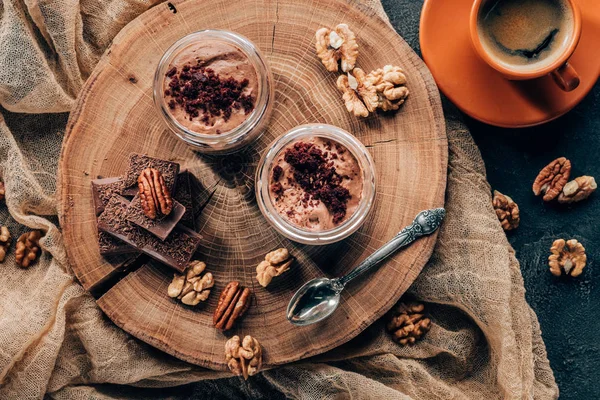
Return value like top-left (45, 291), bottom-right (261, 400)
top-left (153, 30), bottom-right (274, 154)
top-left (256, 124), bottom-right (376, 245)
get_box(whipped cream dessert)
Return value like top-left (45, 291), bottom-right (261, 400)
top-left (269, 137), bottom-right (363, 231)
top-left (163, 40), bottom-right (259, 135)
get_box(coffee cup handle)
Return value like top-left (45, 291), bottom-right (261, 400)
top-left (551, 62), bottom-right (580, 92)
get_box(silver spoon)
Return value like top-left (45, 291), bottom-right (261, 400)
top-left (286, 208), bottom-right (446, 326)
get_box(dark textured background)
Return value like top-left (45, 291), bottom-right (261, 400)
top-left (380, 0), bottom-right (600, 398)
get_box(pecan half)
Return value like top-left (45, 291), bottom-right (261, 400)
top-left (549, 238), bottom-right (587, 277)
top-left (558, 176), bottom-right (597, 204)
top-left (16, 230), bottom-right (42, 268)
top-left (137, 168), bottom-right (173, 219)
top-left (532, 157), bottom-right (571, 201)
top-left (492, 190), bottom-right (520, 231)
top-left (0, 226), bottom-right (11, 262)
top-left (213, 281), bottom-right (252, 331)
top-left (225, 335), bottom-right (263, 380)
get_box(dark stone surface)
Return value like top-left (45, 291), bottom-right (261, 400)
top-left (382, 1), bottom-right (600, 398)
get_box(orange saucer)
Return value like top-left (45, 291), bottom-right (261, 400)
top-left (420, 0), bottom-right (600, 128)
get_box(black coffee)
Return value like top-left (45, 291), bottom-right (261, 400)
top-left (478, 0), bottom-right (573, 69)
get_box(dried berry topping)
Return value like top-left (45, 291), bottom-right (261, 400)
top-left (281, 141), bottom-right (351, 224)
top-left (164, 63), bottom-right (255, 125)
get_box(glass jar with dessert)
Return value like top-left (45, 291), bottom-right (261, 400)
top-left (256, 124), bottom-right (376, 245)
top-left (154, 30), bottom-right (274, 153)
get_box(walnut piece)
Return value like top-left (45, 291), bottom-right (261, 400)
top-left (256, 248), bottom-right (294, 287)
top-left (137, 168), bottom-right (173, 220)
top-left (0, 226), bottom-right (11, 262)
top-left (16, 230), bottom-right (42, 268)
top-left (549, 239), bottom-right (587, 277)
top-left (315, 24), bottom-right (358, 73)
top-left (364, 65), bottom-right (409, 112)
top-left (532, 157), bottom-right (571, 201)
top-left (168, 260), bottom-right (214, 306)
top-left (225, 335), bottom-right (263, 380)
top-left (386, 301), bottom-right (431, 345)
top-left (0, 180), bottom-right (5, 201)
top-left (492, 190), bottom-right (520, 231)
top-left (558, 176), bottom-right (597, 204)
top-left (336, 66), bottom-right (409, 117)
top-left (213, 281), bottom-right (251, 331)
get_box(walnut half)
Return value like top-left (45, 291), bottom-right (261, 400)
top-left (549, 239), bottom-right (586, 277)
top-left (558, 176), bottom-right (597, 204)
top-left (386, 301), bottom-right (431, 345)
top-left (16, 230), bottom-right (42, 268)
top-left (168, 260), bottom-right (214, 306)
top-left (256, 248), bottom-right (293, 287)
top-left (0, 226), bottom-right (11, 262)
top-left (315, 24), bottom-right (359, 73)
top-left (492, 190), bottom-right (520, 231)
top-left (225, 335), bottom-right (263, 380)
top-left (532, 157), bottom-right (571, 201)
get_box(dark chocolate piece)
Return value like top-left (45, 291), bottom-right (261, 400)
top-left (126, 194), bottom-right (186, 241)
top-left (98, 231), bottom-right (136, 256)
top-left (91, 177), bottom-right (123, 216)
top-left (97, 196), bottom-right (201, 273)
top-left (120, 154), bottom-right (180, 196)
top-left (174, 170), bottom-right (195, 229)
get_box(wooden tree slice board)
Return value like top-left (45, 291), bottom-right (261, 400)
top-left (58, 0), bottom-right (447, 370)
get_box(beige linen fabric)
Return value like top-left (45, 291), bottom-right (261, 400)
top-left (0, 0), bottom-right (558, 398)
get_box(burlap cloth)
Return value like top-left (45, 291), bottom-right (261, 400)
top-left (0, 0), bottom-right (559, 398)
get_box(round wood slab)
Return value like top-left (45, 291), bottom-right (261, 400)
top-left (58, 0), bottom-right (447, 370)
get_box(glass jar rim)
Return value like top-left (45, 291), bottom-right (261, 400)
top-left (256, 124), bottom-right (377, 245)
top-left (153, 29), bottom-right (271, 147)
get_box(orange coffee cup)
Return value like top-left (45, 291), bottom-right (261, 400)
top-left (469, 0), bottom-right (581, 92)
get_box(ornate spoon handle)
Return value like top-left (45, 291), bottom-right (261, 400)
top-left (336, 208), bottom-right (445, 288)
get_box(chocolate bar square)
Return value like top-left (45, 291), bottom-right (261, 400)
top-left (98, 196), bottom-right (201, 273)
top-left (91, 177), bottom-right (123, 216)
top-left (120, 154), bottom-right (180, 196)
top-left (126, 194), bottom-right (186, 241)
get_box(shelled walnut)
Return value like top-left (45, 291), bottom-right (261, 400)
top-left (386, 301), bottom-right (431, 345)
top-left (213, 281), bottom-right (251, 330)
top-left (0, 180), bottom-right (5, 201)
top-left (548, 239), bottom-right (587, 277)
top-left (0, 226), bottom-right (11, 262)
top-left (364, 65), bottom-right (409, 111)
top-left (15, 230), bottom-right (42, 268)
top-left (168, 260), bottom-right (214, 306)
top-left (256, 248), bottom-right (293, 287)
top-left (558, 176), bottom-right (597, 204)
top-left (225, 335), bottom-right (263, 380)
top-left (532, 157), bottom-right (571, 201)
top-left (337, 66), bottom-right (409, 117)
top-left (138, 168), bottom-right (173, 220)
top-left (315, 24), bottom-right (359, 73)
top-left (492, 190), bottom-right (520, 231)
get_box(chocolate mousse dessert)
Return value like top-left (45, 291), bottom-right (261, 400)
top-left (269, 137), bottom-right (363, 231)
top-left (163, 40), bottom-right (258, 135)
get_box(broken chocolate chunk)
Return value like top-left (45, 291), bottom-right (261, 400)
top-left (120, 154), bottom-right (180, 196)
top-left (91, 177), bottom-right (123, 216)
top-left (174, 171), bottom-right (195, 229)
top-left (97, 196), bottom-right (201, 273)
top-left (126, 194), bottom-right (186, 241)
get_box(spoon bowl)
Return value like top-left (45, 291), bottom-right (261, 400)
top-left (286, 278), bottom-right (343, 326)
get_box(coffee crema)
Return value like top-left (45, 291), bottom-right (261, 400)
top-left (478, 0), bottom-right (573, 71)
